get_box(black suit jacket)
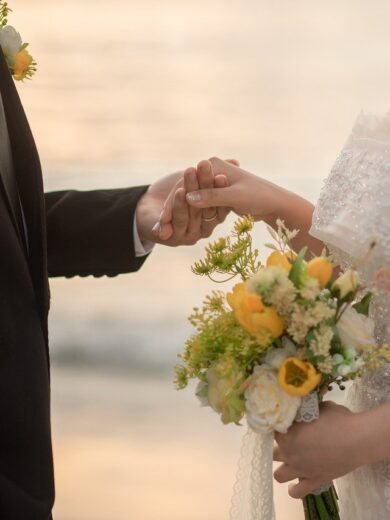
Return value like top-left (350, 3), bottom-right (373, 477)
top-left (0, 51), bottom-right (149, 519)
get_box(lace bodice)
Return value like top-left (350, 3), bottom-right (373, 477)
top-left (309, 111), bottom-right (390, 520)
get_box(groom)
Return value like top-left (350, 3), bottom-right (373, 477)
top-left (0, 48), bottom-right (224, 519)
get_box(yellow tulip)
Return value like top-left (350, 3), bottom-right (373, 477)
top-left (307, 257), bottom-right (333, 288)
top-left (227, 283), bottom-right (284, 346)
top-left (12, 49), bottom-right (33, 81)
top-left (266, 251), bottom-right (296, 273)
top-left (278, 357), bottom-right (321, 396)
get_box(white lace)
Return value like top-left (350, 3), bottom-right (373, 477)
top-left (230, 394), bottom-right (326, 519)
top-left (230, 430), bottom-right (275, 520)
top-left (310, 111), bottom-right (390, 519)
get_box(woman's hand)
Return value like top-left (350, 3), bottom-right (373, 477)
top-left (273, 401), bottom-right (366, 499)
top-left (186, 157), bottom-right (287, 222)
top-left (185, 157), bottom-right (323, 254)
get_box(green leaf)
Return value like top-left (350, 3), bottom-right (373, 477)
top-left (353, 292), bottom-right (372, 317)
top-left (289, 247), bottom-right (308, 288)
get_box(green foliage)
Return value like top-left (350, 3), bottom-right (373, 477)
top-left (0, 2), bottom-right (11, 26)
top-left (289, 247), bottom-right (308, 288)
top-left (192, 216), bottom-right (261, 282)
top-left (353, 292), bottom-right (373, 317)
top-left (174, 291), bottom-right (267, 389)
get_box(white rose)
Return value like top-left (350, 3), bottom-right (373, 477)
top-left (264, 337), bottom-right (297, 369)
top-left (245, 365), bottom-right (301, 434)
top-left (195, 381), bottom-right (209, 407)
top-left (332, 270), bottom-right (360, 299)
top-left (336, 306), bottom-right (376, 352)
top-left (0, 26), bottom-right (22, 62)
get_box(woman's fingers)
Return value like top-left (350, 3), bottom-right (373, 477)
top-left (288, 478), bottom-right (322, 499)
top-left (186, 185), bottom-right (234, 208)
top-left (273, 463), bottom-right (298, 484)
top-left (226, 159), bottom-right (240, 167)
top-left (273, 445), bottom-right (284, 462)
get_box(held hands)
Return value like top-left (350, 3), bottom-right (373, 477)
top-left (137, 160), bottom-right (237, 247)
top-left (273, 401), bottom-right (366, 499)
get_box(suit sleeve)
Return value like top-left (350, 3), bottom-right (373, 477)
top-left (45, 186), bottom-right (150, 278)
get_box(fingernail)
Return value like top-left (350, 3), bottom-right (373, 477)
top-left (186, 192), bottom-right (201, 203)
top-left (158, 210), bottom-right (164, 221)
top-left (152, 222), bottom-right (161, 234)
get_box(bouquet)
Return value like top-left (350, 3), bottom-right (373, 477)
top-left (175, 216), bottom-right (390, 520)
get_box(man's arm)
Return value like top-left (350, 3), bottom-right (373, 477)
top-left (46, 186), bottom-right (149, 278)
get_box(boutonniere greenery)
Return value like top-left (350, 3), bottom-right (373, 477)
top-left (0, 2), bottom-right (36, 81)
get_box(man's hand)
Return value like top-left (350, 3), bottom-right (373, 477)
top-left (135, 167), bottom-right (228, 247)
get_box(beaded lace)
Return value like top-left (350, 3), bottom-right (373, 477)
top-left (310, 111), bottom-right (390, 519)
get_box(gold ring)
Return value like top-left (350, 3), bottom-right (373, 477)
top-left (202, 213), bottom-right (218, 222)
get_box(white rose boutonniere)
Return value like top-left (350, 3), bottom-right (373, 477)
top-left (0, 2), bottom-right (36, 81)
top-left (245, 365), bottom-right (301, 434)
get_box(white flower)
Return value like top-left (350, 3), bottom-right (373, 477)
top-left (0, 26), bottom-right (22, 62)
top-left (245, 366), bottom-right (301, 434)
top-left (332, 270), bottom-right (360, 299)
top-left (310, 325), bottom-right (334, 357)
top-left (247, 266), bottom-right (296, 316)
top-left (264, 337), bottom-right (297, 369)
top-left (337, 306), bottom-right (376, 353)
top-left (300, 277), bottom-right (321, 301)
top-left (195, 381), bottom-right (209, 407)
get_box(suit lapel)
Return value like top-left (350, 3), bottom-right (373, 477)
top-left (0, 50), bottom-right (49, 326)
top-left (0, 90), bottom-right (28, 254)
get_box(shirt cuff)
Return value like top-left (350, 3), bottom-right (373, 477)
top-left (133, 215), bottom-right (155, 257)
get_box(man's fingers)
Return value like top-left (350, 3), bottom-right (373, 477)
top-left (288, 478), bottom-right (321, 499)
top-left (172, 187), bottom-right (189, 239)
top-left (214, 174), bottom-right (230, 222)
top-left (159, 177), bottom-right (184, 225)
top-left (184, 167), bottom-right (202, 236)
top-left (273, 464), bottom-right (298, 484)
top-left (158, 222), bottom-right (174, 241)
top-left (197, 160), bottom-right (217, 221)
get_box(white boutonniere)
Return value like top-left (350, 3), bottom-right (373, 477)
top-left (0, 2), bottom-right (36, 81)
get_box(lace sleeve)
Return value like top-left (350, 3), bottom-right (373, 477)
top-left (310, 112), bottom-right (390, 277)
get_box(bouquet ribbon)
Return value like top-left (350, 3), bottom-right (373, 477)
top-left (230, 394), bottom-right (331, 520)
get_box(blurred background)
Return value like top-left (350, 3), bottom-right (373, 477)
top-left (12, 0), bottom-right (390, 518)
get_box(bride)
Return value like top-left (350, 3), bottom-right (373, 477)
top-left (159, 111), bottom-right (390, 518)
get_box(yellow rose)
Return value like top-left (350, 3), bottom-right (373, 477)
top-left (12, 48), bottom-right (33, 81)
top-left (266, 250), bottom-right (296, 273)
top-left (278, 357), bottom-right (321, 396)
top-left (307, 257), bottom-right (333, 288)
top-left (227, 283), bottom-right (284, 345)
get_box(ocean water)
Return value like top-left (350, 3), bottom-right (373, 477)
top-left (9, 0), bottom-right (390, 518)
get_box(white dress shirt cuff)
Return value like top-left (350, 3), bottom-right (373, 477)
top-left (133, 215), bottom-right (155, 257)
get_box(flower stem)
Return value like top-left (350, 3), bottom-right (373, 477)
top-left (302, 486), bottom-right (340, 520)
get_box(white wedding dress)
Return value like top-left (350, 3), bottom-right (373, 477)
top-left (310, 111), bottom-right (390, 519)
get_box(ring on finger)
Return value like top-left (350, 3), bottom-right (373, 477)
top-left (202, 212), bottom-right (218, 222)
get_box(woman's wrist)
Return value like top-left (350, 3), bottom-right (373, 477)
top-left (354, 403), bottom-right (390, 467)
top-left (263, 189), bottom-right (324, 255)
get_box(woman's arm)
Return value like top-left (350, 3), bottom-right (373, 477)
top-left (186, 158), bottom-right (325, 255)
